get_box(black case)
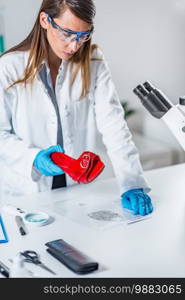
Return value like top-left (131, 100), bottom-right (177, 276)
top-left (45, 239), bottom-right (98, 274)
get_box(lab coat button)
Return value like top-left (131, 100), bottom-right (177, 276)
top-left (65, 111), bottom-right (70, 117)
top-left (51, 119), bottom-right (56, 125)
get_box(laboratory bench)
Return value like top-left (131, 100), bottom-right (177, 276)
top-left (1, 162), bottom-right (185, 278)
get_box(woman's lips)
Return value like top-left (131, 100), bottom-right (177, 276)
top-left (63, 51), bottom-right (73, 56)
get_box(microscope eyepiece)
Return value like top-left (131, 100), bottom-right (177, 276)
top-left (133, 81), bottom-right (172, 118)
top-left (143, 81), bottom-right (155, 92)
top-left (133, 85), bottom-right (149, 101)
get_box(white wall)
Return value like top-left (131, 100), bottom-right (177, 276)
top-left (93, 0), bottom-right (185, 151)
top-left (0, 0), bottom-right (40, 49)
top-left (94, 0), bottom-right (185, 104)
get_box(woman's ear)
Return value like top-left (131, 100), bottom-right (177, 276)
top-left (40, 12), bottom-right (49, 30)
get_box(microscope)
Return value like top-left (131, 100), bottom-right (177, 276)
top-left (133, 81), bottom-right (185, 151)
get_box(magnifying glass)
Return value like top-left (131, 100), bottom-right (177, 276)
top-left (2, 205), bottom-right (50, 227)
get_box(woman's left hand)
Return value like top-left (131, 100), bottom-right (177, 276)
top-left (121, 188), bottom-right (153, 216)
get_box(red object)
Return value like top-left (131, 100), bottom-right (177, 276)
top-left (51, 151), bottom-right (105, 184)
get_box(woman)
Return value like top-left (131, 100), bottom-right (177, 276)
top-left (0, 0), bottom-right (153, 216)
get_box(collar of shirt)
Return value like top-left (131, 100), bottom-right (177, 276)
top-left (40, 59), bottom-right (68, 89)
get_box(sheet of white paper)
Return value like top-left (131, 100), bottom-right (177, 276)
top-left (53, 195), bottom-right (152, 230)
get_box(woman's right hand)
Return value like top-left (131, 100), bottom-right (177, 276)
top-left (34, 145), bottom-right (65, 176)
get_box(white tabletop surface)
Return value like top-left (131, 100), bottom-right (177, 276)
top-left (1, 162), bottom-right (185, 278)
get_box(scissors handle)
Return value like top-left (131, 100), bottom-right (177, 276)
top-left (21, 250), bottom-right (56, 275)
top-left (21, 250), bottom-right (40, 263)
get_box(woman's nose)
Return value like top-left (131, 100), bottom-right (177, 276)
top-left (68, 40), bottom-right (79, 54)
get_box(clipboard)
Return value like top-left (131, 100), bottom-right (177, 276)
top-left (0, 215), bottom-right (9, 244)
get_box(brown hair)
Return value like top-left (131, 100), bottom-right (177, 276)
top-left (1, 0), bottom-right (98, 97)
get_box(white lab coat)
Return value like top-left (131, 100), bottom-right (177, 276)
top-left (0, 48), bottom-right (150, 198)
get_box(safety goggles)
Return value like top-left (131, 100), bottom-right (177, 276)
top-left (46, 13), bottom-right (93, 44)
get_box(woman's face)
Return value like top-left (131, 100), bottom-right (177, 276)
top-left (40, 8), bottom-right (92, 61)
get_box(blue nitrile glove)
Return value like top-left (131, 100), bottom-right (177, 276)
top-left (121, 188), bottom-right (153, 216)
top-left (34, 145), bottom-right (65, 176)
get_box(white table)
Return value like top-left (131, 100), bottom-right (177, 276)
top-left (1, 163), bottom-right (185, 278)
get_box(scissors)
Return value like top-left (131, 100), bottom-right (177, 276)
top-left (21, 250), bottom-right (56, 275)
